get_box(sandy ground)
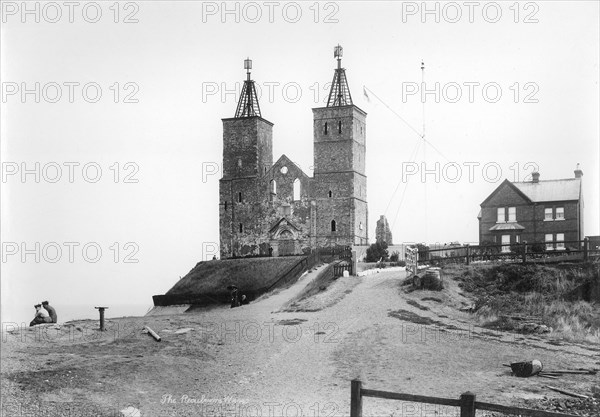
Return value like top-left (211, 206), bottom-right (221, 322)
top-left (2, 266), bottom-right (599, 417)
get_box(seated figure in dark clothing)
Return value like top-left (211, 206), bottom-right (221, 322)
top-left (42, 301), bottom-right (57, 323)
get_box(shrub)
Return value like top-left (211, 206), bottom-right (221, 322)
top-left (366, 241), bottom-right (389, 263)
top-left (390, 251), bottom-right (400, 262)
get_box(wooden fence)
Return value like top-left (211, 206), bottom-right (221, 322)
top-left (412, 238), bottom-right (599, 267)
top-left (350, 380), bottom-right (580, 417)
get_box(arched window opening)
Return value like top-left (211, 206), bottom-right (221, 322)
top-left (328, 190), bottom-right (332, 198)
top-left (270, 179), bottom-right (277, 194)
top-left (324, 122), bottom-right (328, 135)
top-left (293, 178), bottom-right (301, 200)
top-left (238, 192), bottom-right (242, 202)
top-left (224, 201), bottom-right (228, 211)
top-left (338, 120), bottom-right (342, 134)
top-left (331, 220), bottom-right (337, 232)
top-left (239, 223), bottom-right (243, 233)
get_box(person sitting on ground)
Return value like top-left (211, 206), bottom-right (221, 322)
top-left (240, 294), bottom-right (249, 305)
top-left (29, 304), bottom-right (52, 327)
top-left (41, 301), bottom-right (57, 323)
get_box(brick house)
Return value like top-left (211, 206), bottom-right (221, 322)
top-left (478, 168), bottom-right (584, 251)
top-left (219, 46), bottom-right (369, 258)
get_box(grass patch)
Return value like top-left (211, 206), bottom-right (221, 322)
top-left (166, 257), bottom-right (305, 298)
top-left (421, 297), bottom-right (443, 303)
top-left (450, 261), bottom-right (600, 342)
top-left (406, 299), bottom-right (430, 311)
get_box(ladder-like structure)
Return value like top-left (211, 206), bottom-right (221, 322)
top-left (327, 45), bottom-right (353, 107)
top-left (235, 58), bottom-right (261, 118)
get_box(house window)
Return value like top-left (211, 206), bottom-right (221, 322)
top-left (545, 234), bottom-right (553, 250)
top-left (556, 233), bottom-right (565, 249)
top-left (501, 235), bottom-right (510, 252)
top-left (516, 235), bottom-right (520, 243)
top-left (239, 223), bottom-right (243, 233)
top-left (556, 207), bottom-right (564, 220)
top-left (328, 190), bottom-right (332, 198)
top-left (238, 192), bottom-right (242, 203)
top-left (324, 122), bottom-right (328, 135)
top-left (293, 178), bottom-right (300, 200)
top-left (544, 208), bottom-right (553, 221)
top-left (338, 120), bottom-right (342, 134)
top-left (508, 207), bottom-right (516, 222)
top-left (331, 220), bottom-right (337, 232)
top-left (497, 208), bottom-right (505, 223)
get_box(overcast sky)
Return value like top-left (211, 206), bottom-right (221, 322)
top-left (2, 1), bottom-right (599, 324)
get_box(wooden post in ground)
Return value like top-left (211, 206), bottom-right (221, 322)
top-left (94, 306), bottom-right (108, 331)
top-left (465, 245), bottom-right (470, 265)
top-left (460, 392), bottom-right (476, 417)
top-left (584, 237), bottom-right (589, 261)
top-left (350, 379), bottom-right (362, 417)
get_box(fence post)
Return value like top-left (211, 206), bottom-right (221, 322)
top-left (350, 379), bottom-right (362, 417)
top-left (460, 392), bottom-right (476, 417)
top-left (583, 237), bottom-right (589, 261)
top-left (465, 244), bottom-right (470, 265)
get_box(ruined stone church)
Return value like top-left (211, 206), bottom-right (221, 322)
top-left (219, 46), bottom-right (368, 258)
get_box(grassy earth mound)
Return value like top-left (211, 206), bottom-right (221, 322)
top-left (444, 261), bottom-right (600, 342)
top-left (166, 256), bottom-right (305, 299)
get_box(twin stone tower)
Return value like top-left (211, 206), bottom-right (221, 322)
top-left (219, 46), bottom-right (369, 258)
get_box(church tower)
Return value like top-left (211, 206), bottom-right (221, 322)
top-left (219, 58), bottom-right (273, 257)
top-left (313, 45), bottom-right (368, 247)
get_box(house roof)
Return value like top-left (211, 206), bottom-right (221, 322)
top-left (512, 178), bottom-right (581, 202)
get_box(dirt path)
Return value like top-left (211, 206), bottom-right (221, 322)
top-left (2, 268), bottom-right (599, 416)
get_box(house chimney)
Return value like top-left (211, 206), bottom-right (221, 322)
top-left (574, 163), bottom-right (583, 179)
top-left (532, 172), bottom-right (540, 183)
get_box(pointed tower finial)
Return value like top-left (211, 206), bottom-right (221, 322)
top-left (235, 57), bottom-right (261, 118)
top-left (327, 44), bottom-right (353, 107)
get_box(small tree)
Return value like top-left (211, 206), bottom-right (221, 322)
top-left (390, 251), bottom-right (400, 262)
top-left (366, 241), bottom-right (389, 262)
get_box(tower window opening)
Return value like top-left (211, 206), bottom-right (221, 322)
top-left (238, 192), bottom-right (242, 202)
top-left (238, 158), bottom-right (242, 168)
top-left (331, 220), bottom-right (337, 232)
top-left (224, 201), bottom-right (228, 211)
top-left (324, 122), bottom-right (328, 135)
top-left (338, 121), bottom-right (342, 134)
top-left (270, 179), bottom-right (277, 194)
top-left (293, 178), bottom-right (301, 200)
top-left (239, 223), bottom-right (243, 233)
top-left (328, 190), bottom-right (332, 198)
